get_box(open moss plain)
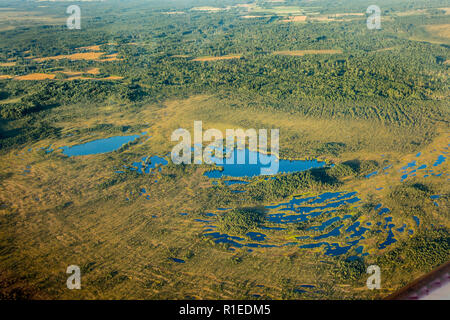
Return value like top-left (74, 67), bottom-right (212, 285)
top-left (0, 0), bottom-right (449, 299)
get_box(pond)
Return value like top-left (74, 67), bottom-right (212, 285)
top-left (61, 133), bottom-right (145, 157)
top-left (204, 148), bottom-right (326, 178)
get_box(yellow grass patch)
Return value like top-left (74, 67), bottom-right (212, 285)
top-left (274, 49), bottom-right (343, 56)
top-left (425, 24), bottom-right (450, 39)
top-left (0, 62), bottom-right (16, 67)
top-left (102, 76), bottom-right (123, 80)
top-left (62, 76), bottom-right (122, 81)
top-left (241, 15), bottom-right (265, 19)
top-left (282, 15), bottom-right (307, 22)
top-left (163, 11), bottom-right (186, 15)
top-left (86, 67), bottom-right (100, 75)
top-left (191, 7), bottom-right (224, 12)
top-left (59, 71), bottom-right (83, 76)
top-left (34, 52), bottom-right (106, 62)
top-left (334, 13), bottom-right (365, 17)
top-left (309, 13), bottom-right (365, 22)
top-left (0, 75), bottom-right (13, 79)
top-left (76, 45), bottom-right (102, 51)
top-left (395, 9), bottom-right (428, 16)
top-left (192, 54), bottom-right (242, 62)
top-left (15, 73), bottom-right (55, 80)
top-left (97, 53), bottom-right (121, 62)
top-left (309, 16), bottom-right (335, 22)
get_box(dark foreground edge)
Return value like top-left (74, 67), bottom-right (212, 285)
top-left (386, 261), bottom-right (450, 300)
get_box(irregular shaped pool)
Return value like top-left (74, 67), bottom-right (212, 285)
top-left (61, 133), bottom-right (145, 157)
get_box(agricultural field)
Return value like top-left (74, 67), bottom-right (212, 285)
top-left (0, 0), bottom-right (448, 301)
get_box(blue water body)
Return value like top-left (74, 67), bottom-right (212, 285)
top-left (260, 226), bottom-right (286, 231)
top-left (416, 152), bottom-right (421, 157)
top-left (194, 219), bottom-right (212, 223)
top-left (346, 221), bottom-right (369, 238)
top-left (433, 155), bottom-right (446, 167)
top-left (417, 164), bottom-right (427, 170)
top-left (401, 161), bottom-right (416, 170)
top-left (309, 192), bottom-right (344, 204)
top-left (313, 225), bottom-right (343, 240)
top-left (308, 215), bottom-right (352, 232)
top-left (413, 216), bottom-right (420, 227)
top-left (365, 171), bottom-right (378, 178)
top-left (300, 285), bottom-right (315, 288)
top-left (378, 208), bottom-right (391, 215)
top-left (379, 228), bottom-right (397, 249)
top-left (129, 156), bottom-right (169, 174)
top-left (204, 212), bottom-right (217, 217)
top-left (223, 180), bottom-right (249, 186)
top-left (266, 192), bottom-right (360, 224)
top-left (61, 134), bottom-right (144, 156)
top-left (299, 242), bottom-right (324, 249)
top-left (430, 195), bottom-right (441, 199)
top-left (204, 232), bottom-right (278, 249)
top-left (246, 232), bottom-right (267, 241)
top-left (299, 239), bottom-right (361, 257)
top-left (170, 258), bottom-right (185, 263)
top-left (434, 202), bottom-right (439, 207)
top-left (204, 148), bottom-right (326, 178)
top-left (355, 246), bottom-right (364, 254)
top-left (294, 289), bottom-right (307, 294)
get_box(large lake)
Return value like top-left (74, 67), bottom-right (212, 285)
top-left (204, 148), bottom-right (326, 178)
top-left (61, 134), bottom-right (144, 157)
